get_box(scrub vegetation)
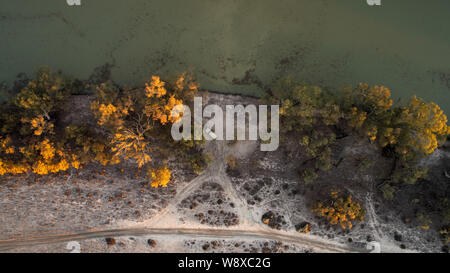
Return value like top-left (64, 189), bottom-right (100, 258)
top-left (264, 78), bottom-right (449, 187)
top-left (264, 77), bottom-right (450, 239)
top-left (0, 68), bottom-right (209, 187)
top-left (0, 68), bottom-right (449, 251)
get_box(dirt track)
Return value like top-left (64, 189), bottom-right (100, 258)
top-left (0, 226), bottom-right (366, 253)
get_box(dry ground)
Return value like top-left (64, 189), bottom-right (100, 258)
top-left (0, 92), bottom-right (448, 253)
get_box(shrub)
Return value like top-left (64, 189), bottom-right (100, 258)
top-left (312, 191), bottom-right (365, 230)
top-left (380, 183), bottom-right (395, 200)
top-left (416, 212), bottom-right (432, 230)
top-left (296, 222), bottom-right (311, 234)
top-left (226, 155), bottom-right (237, 168)
top-left (440, 226), bottom-right (450, 245)
top-left (148, 165), bottom-right (172, 188)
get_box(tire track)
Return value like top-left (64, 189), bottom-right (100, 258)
top-left (0, 227), bottom-right (365, 253)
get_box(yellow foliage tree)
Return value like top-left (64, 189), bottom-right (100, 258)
top-left (111, 128), bottom-right (151, 168)
top-left (344, 83), bottom-right (449, 159)
top-left (395, 96), bottom-right (450, 157)
top-left (143, 76), bottom-right (183, 125)
top-left (91, 73), bottom-right (200, 187)
top-left (90, 83), bottom-right (133, 130)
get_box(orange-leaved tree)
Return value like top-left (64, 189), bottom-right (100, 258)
top-left (91, 73), bottom-right (202, 187)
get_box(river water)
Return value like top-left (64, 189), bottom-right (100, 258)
top-left (1, 0), bottom-right (449, 112)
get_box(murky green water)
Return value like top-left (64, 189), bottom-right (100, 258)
top-left (1, 0), bottom-right (449, 112)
